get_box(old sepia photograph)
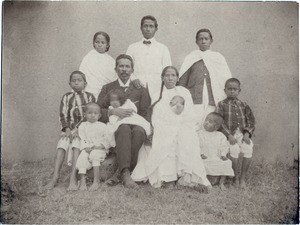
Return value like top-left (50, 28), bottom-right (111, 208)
top-left (1, 1), bottom-right (298, 224)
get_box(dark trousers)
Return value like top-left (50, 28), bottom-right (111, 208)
top-left (115, 124), bottom-right (146, 172)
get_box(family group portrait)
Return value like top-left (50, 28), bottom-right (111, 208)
top-left (1, 1), bottom-right (298, 224)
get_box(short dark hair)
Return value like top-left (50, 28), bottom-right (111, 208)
top-left (207, 112), bottom-right (224, 129)
top-left (84, 102), bottom-right (101, 113)
top-left (196, 28), bottom-right (213, 41)
top-left (225, 78), bottom-right (241, 88)
top-left (93, 31), bottom-right (110, 51)
top-left (141, 15), bottom-right (158, 28)
top-left (70, 71), bottom-right (86, 83)
top-left (115, 54), bottom-right (134, 68)
top-left (107, 89), bottom-right (127, 106)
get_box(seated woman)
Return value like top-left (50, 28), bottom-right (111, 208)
top-left (132, 66), bottom-right (211, 191)
top-left (178, 28), bottom-right (232, 129)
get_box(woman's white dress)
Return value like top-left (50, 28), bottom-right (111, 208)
top-left (79, 49), bottom-right (117, 98)
top-left (132, 86), bottom-right (211, 188)
top-left (198, 130), bottom-right (234, 176)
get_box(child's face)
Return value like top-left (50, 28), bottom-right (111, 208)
top-left (163, 68), bottom-right (178, 89)
top-left (69, 73), bottom-right (86, 93)
top-left (93, 34), bottom-right (109, 54)
top-left (203, 115), bottom-right (218, 132)
top-left (141, 19), bottom-right (157, 39)
top-left (225, 82), bottom-right (241, 99)
top-left (85, 105), bottom-right (101, 123)
top-left (110, 94), bottom-right (121, 108)
top-left (170, 97), bottom-right (185, 115)
top-left (196, 32), bottom-right (213, 51)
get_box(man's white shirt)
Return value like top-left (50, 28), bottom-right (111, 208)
top-left (126, 37), bottom-right (172, 99)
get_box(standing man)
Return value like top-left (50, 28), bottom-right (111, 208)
top-left (97, 54), bottom-right (151, 189)
top-left (126, 15), bottom-right (172, 101)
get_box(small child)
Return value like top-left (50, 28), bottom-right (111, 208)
top-left (45, 71), bottom-right (95, 190)
top-left (216, 78), bottom-right (255, 188)
top-left (107, 89), bottom-right (151, 136)
top-left (75, 102), bottom-right (111, 191)
top-left (169, 95), bottom-right (185, 115)
top-left (198, 112), bottom-right (234, 190)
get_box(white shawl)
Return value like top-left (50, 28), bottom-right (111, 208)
top-left (179, 49), bottom-right (232, 104)
top-left (79, 49), bottom-right (117, 98)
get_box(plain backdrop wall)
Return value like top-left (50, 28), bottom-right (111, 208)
top-left (2, 2), bottom-right (298, 164)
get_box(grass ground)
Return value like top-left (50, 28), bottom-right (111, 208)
top-left (1, 156), bottom-right (298, 224)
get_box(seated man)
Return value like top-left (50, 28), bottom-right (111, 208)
top-left (97, 54), bottom-right (151, 189)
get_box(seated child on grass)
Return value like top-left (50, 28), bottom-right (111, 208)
top-left (45, 71), bottom-right (95, 190)
top-left (107, 89), bottom-right (151, 136)
top-left (75, 102), bottom-right (111, 191)
top-left (198, 112), bottom-right (234, 190)
top-left (215, 78), bottom-right (255, 189)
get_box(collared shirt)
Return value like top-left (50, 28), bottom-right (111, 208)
top-left (118, 78), bottom-right (131, 90)
top-left (126, 37), bottom-right (172, 98)
top-left (59, 90), bottom-right (95, 131)
top-left (215, 98), bottom-right (255, 137)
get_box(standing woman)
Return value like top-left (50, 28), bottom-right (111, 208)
top-left (79, 31), bottom-right (117, 99)
top-left (179, 28), bottom-right (232, 129)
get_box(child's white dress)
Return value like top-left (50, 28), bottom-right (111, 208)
top-left (198, 130), bottom-right (234, 176)
top-left (108, 99), bottom-right (151, 136)
top-left (79, 49), bottom-right (117, 98)
top-left (76, 121), bottom-right (111, 174)
top-left (132, 86), bottom-right (211, 188)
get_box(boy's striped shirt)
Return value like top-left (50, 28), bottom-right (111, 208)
top-left (59, 91), bottom-right (95, 131)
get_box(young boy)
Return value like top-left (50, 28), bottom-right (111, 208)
top-left (215, 78), bottom-right (255, 188)
top-left (75, 103), bottom-right (111, 191)
top-left (126, 15), bottom-right (172, 101)
top-left (45, 71), bottom-right (95, 190)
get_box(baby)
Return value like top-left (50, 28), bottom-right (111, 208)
top-left (75, 102), bottom-right (111, 191)
top-left (107, 89), bottom-right (151, 136)
top-left (169, 95), bottom-right (185, 115)
top-left (198, 112), bottom-right (234, 190)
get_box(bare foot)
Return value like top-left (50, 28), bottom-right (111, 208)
top-left (219, 183), bottom-right (226, 190)
top-left (239, 179), bottom-right (246, 189)
top-left (121, 169), bottom-right (139, 189)
top-left (44, 178), bottom-right (58, 190)
top-left (233, 177), bottom-right (239, 188)
top-left (106, 168), bottom-right (120, 186)
top-left (163, 181), bottom-right (176, 189)
top-left (67, 180), bottom-right (79, 191)
top-left (89, 181), bottom-right (100, 191)
top-left (78, 180), bottom-right (88, 191)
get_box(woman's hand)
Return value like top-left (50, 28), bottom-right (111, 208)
top-left (201, 154), bottom-right (208, 159)
top-left (228, 135), bottom-right (237, 145)
top-left (220, 156), bottom-right (228, 161)
top-left (71, 128), bottom-right (79, 140)
top-left (132, 79), bottom-right (142, 89)
top-left (61, 128), bottom-right (71, 140)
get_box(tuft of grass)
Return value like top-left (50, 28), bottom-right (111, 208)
top-left (1, 156), bottom-right (298, 224)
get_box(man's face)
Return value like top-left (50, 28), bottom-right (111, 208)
top-left (141, 19), bottom-right (157, 39)
top-left (115, 58), bottom-right (133, 84)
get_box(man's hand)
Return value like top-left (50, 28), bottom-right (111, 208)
top-left (228, 135), bottom-right (237, 145)
top-left (84, 147), bottom-right (92, 153)
top-left (220, 156), bottom-right (228, 161)
top-left (242, 132), bottom-right (251, 145)
top-left (61, 128), bottom-right (71, 140)
top-left (132, 79), bottom-right (142, 89)
top-left (111, 108), bottom-right (134, 119)
top-left (201, 154), bottom-right (208, 159)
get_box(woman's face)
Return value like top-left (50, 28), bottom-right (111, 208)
top-left (162, 68), bottom-right (178, 89)
top-left (93, 34), bottom-right (109, 53)
top-left (196, 32), bottom-right (213, 51)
